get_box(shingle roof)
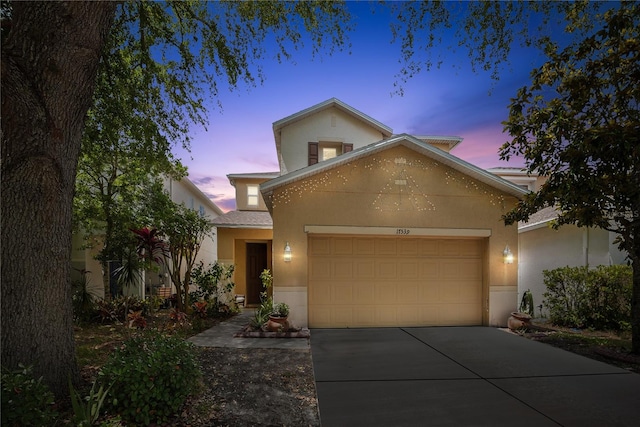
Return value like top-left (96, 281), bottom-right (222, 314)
top-left (211, 210), bottom-right (273, 229)
top-left (518, 206), bottom-right (558, 232)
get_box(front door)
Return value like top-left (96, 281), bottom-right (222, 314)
top-left (246, 243), bottom-right (268, 305)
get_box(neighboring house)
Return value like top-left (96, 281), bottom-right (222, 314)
top-left (71, 175), bottom-right (224, 300)
top-left (218, 98), bottom-right (527, 328)
top-left (488, 168), bottom-right (628, 316)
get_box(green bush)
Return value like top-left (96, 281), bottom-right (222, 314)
top-left (189, 261), bottom-right (237, 317)
top-left (1, 364), bottom-right (58, 426)
top-left (99, 332), bottom-right (200, 425)
top-left (543, 265), bottom-right (632, 330)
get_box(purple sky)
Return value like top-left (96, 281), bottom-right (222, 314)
top-left (174, 4), bottom-right (547, 212)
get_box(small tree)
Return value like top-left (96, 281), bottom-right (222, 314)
top-left (145, 185), bottom-right (214, 312)
top-left (500, 4), bottom-right (640, 352)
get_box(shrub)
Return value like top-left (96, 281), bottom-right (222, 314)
top-left (543, 265), bottom-right (632, 330)
top-left (99, 332), bottom-right (200, 425)
top-left (1, 364), bottom-right (58, 426)
top-left (189, 261), bottom-right (237, 317)
top-left (95, 295), bottom-right (150, 324)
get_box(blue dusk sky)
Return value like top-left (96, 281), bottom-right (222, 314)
top-left (173, 2), bottom-right (553, 212)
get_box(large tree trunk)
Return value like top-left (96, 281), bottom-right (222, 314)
top-left (632, 254), bottom-right (640, 354)
top-left (1, 2), bottom-right (116, 397)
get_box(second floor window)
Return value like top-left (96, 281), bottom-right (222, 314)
top-left (247, 184), bottom-right (259, 207)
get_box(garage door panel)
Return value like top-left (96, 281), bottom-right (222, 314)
top-left (309, 237), bottom-right (331, 255)
top-left (308, 236), bottom-right (483, 327)
top-left (333, 283), bottom-right (354, 305)
top-left (397, 283), bottom-right (418, 303)
top-left (375, 239), bottom-right (397, 255)
top-left (374, 282), bottom-right (396, 302)
top-left (354, 260), bottom-right (375, 278)
top-left (418, 283), bottom-right (439, 303)
top-left (398, 239), bottom-right (419, 255)
top-left (354, 238), bottom-right (375, 255)
top-left (353, 283), bottom-right (376, 304)
top-left (333, 237), bottom-right (353, 255)
top-left (420, 261), bottom-right (440, 279)
top-left (332, 307), bottom-right (353, 327)
top-left (397, 305), bottom-right (420, 325)
top-left (376, 261), bottom-right (397, 278)
top-left (374, 306), bottom-right (397, 325)
top-left (309, 282), bottom-right (331, 305)
top-left (419, 240), bottom-right (439, 256)
top-left (398, 261), bottom-right (419, 279)
top-left (309, 258), bottom-right (332, 280)
top-left (353, 306), bottom-right (376, 326)
top-left (333, 260), bottom-right (353, 279)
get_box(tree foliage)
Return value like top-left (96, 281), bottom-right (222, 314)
top-left (1, 0), bottom-right (353, 397)
top-left (499, 3), bottom-right (640, 352)
top-left (142, 183), bottom-right (214, 312)
top-left (387, 1), bottom-right (610, 93)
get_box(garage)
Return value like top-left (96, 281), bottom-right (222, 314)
top-left (308, 235), bottom-right (485, 328)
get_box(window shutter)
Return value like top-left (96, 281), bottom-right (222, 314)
top-left (343, 143), bottom-right (353, 153)
top-left (308, 142), bottom-right (319, 165)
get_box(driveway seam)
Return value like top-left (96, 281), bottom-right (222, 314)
top-left (400, 328), bottom-right (564, 426)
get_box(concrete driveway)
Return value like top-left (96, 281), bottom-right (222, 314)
top-left (310, 327), bottom-right (640, 426)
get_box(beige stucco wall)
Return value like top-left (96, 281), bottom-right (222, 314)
top-left (216, 227), bottom-right (273, 298)
top-left (233, 178), bottom-right (270, 211)
top-left (279, 106), bottom-right (386, 173)
top-left (270, 145), bottom-right (520, 327)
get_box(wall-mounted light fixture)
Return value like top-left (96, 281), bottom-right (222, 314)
top-left (283, 242), bottom-right (292, 262)
top-left (503, 244), bottom-right (514, 264)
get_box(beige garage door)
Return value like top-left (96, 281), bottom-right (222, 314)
top-left (308, 236), bottom-right (484, 328)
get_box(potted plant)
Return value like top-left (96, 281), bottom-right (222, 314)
top-left (266, 302), bottom-right (290, 332)
top-left (508, 289), bottom-right (534, 331)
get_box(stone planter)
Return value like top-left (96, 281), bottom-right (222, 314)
top-left (508, 311), bottom-right (532, 331)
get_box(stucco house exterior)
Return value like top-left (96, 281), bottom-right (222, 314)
top-left (488, 168), bottom-right (628, 316)
top-left (71, 175), bottom-right (224, 299)
top-left (217, 98), bottom-right (527, 328)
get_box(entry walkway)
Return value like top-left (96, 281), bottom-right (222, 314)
top-left (188, 309), bottom-right (309, 350)
top-left (311, 327), bottom-right (640, 426)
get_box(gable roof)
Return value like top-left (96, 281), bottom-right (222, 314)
top-left (261, 134), bottom-right (528, 211)
top-left (272, 98), bottom-right (393, 146)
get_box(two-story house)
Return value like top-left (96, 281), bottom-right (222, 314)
top-left (215, 98), bottom-right (527, 329)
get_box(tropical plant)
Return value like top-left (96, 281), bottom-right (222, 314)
top-left (72, 269), bottom-right (97, 323)
top-left (251, 269), bottom-right (275, 328)
top-left (69, 378), bottom-right (112, 427)
top-left (519, 289), bottom-right (535, 317)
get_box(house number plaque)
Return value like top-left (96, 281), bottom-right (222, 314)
top-left (396, 228), bottom-right (411, 235)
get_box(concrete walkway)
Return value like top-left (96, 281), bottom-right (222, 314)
top-left (188, 308), bottom-right (309, 350)
top-left (311, 327), bottom-right (640, 427)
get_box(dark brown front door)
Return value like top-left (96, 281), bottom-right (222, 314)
top-left (246, 243), bottom-right (268, 305)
